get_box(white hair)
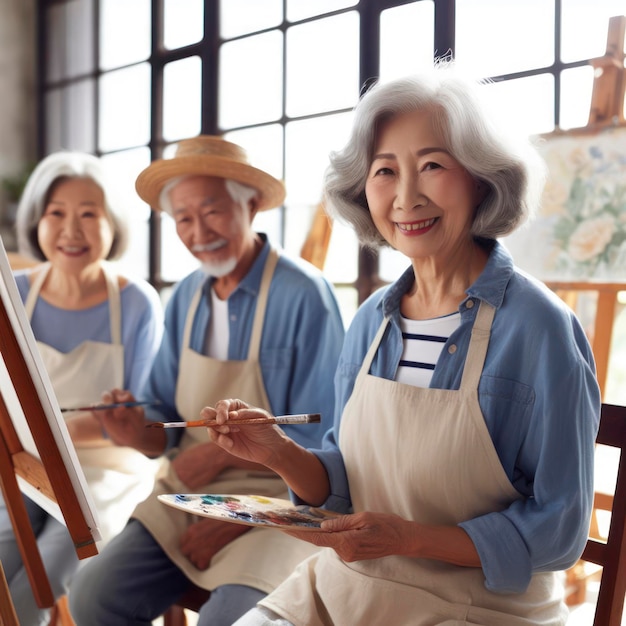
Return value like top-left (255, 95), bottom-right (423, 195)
top-left (15, 151), bottom-right (129, 261)
top-left (324, 64), bottom-right (547, 248)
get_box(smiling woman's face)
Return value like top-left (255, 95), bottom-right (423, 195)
top-left (37, 176), bottom-right (113, 272)
top-left (364, 107), bottom-right (483, 264)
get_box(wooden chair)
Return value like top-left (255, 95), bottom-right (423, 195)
top-left (572, 403), bottom-right (626, 626)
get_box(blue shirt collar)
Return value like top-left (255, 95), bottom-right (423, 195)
top-left (381, 239), bottom-right (515, 318)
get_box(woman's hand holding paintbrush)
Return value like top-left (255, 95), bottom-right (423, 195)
top-left (93, 389), bottom-right (167, 457)
top-left (146, 413), bottom-right (321, 429)
top-left (186, 401), bottom-right (309, 470)
top-left (199, 399), bottom-right (332, 507)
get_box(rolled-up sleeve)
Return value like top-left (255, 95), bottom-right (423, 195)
top-left (460, 321), bottom-right (600, 592)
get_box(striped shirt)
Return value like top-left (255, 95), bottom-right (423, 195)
top-left (395, 311), bottom-right (461, 387)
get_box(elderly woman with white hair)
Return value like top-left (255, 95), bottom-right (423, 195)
top-left (0, 151), bottom-right (163, 625)
top-left (203, 66), bottom-right (601, 626)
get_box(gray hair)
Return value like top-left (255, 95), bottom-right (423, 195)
top-left (324, 66), bottom-right (547, 248)
top-left (15, 151), bottom-right (129, 261)
top-left (159, 176), bottom-right (258, 216)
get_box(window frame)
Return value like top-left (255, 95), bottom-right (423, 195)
top-left (35, 0), bottom-right (607, 304)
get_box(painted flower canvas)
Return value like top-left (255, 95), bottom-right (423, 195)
top-left (502, 125), bottom-right (626, 281)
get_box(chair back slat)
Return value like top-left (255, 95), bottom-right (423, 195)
top-left (584, 403), bottom-right (626, 626)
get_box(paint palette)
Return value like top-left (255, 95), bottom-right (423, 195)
top-left (158, 493), bottom-right (341, 530)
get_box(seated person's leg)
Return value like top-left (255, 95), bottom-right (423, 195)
top-left (9, 512), bottom-right (77, 626)
top-left (0, 494), bottom-right (48, 581)
top-left (69, 519), bottom-right (190, 626)
top-left (196, 584), bottom-right (266, 626)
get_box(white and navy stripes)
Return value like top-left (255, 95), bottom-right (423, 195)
top-left (395, 312), bottom-right (461, 388)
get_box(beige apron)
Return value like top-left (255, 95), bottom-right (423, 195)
top-left (25, 263), bottom-right (159, 545)
top-left (262, 301), bottom-right (567, 626)
top-left (133, 248), bottom-right (319, 592)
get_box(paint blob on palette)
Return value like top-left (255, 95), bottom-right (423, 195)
top-left (158, 493), bottom-right (342, 530)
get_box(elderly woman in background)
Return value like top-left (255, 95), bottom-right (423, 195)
top-left (0, 151), bottom-right (163, 625)
top-left (202, 66), bottom-right (601, 626)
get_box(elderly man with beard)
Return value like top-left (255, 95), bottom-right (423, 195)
top-left (69, 136), bottom-right (345, 626)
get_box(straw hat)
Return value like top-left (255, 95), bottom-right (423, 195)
top-left (135, 135), bottom-right (286, 212)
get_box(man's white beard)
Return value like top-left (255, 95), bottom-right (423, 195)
top-left (200, 256), bottom-right (238, 278)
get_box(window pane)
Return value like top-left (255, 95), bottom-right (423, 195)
top-left (164, 0), bottom-right (203, 49)
top-left (286, 12), bottom-right (359, 117)
top-left (561, 0), bottom-right (626, 62)
top-left (250, 207), bottom-right (283, 248)
top-left (44, 89), bottom-right (63, 153)
top-left (560, 66), bottom-right (595, 130)
top-left (325, 220), bottom-right (358, 284)
top-left (224, 125), bottom-right (284, 185)
top-left (163, 57), bottom-right (202, 142)
top-left (285, 112), bottom-right (355, 269)
top-left (44, 81), bottom-right (95, 153)
top-left (65, 80), bottom-right (96, 153)
top-left (225, 125), bottom-right (285, 245)
top-left (380, 1), bottom-right (435, 81)
top-left (155, 140), bottom-right (185, 287)
top-left (483, 74), bottom-right (555, 136)
top-left (99, 64), bottom-right (151, 152)
top-left (285, 113), bottom-right (353, 207)
top-left (287, 0), bottom-right (357, 22)
top-left (101, 147), bottom-right (152, 279)
top-left (161, 214), bottom-right (199, 282)
top-left (219, 32), bottom-right (284, 128)
top-left (456, 0), bottom-right (554, 76)
top-left (45, 5), bottom-right (66, 83)
top-left (220, 0), bottom-right (282, 39)
top-left (380, 248), bottom-right (412, 284)
top-left (46, 0), bottom-right (95, 81)
top-left (100, 0), bottom-right (150, 70)
top-left (334, 285), bottom-right (358, 329)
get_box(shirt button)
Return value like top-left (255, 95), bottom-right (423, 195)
top-left (230, 315), bottom-right (237, 321)
top-left (465, 299), bottom-right (475, 309)
top-left (448, 344), bottom-right (457, 354)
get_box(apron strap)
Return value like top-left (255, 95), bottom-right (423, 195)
top-left (247, 247), bottom-right (279, 360)
top-left (181, 247), bottom-right (280, 361)
top-left (24, 262), bottom-right (51, 318)
top-left (102, 263), bottom-right (122, 345)
top-left (357, 301), bottom-right (495, 390)
top-left (459, 301), bottom-right (496, 391)
top-left (358, 316), bottom-right (390, 378)
top-left (24, 262), bottom-right (122, 345)
top-left (181, 284), bottom-right (204, 356)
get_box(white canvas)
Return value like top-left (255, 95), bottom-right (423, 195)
top-left (0, 238), bottom-right (101, 542)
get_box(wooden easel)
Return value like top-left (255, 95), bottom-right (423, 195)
top-left (0, 247), bottom-right (98, 623)
top-left (545, 282), bottom-right (625, 399)
top-left (300, 201), bottom-right (333, 271)
top-left (560, 18), bottom-right (626, 605)
top-left (545, 15), bottom-right (626, 401)
top-left (588, 15), bottom-right (626, 127)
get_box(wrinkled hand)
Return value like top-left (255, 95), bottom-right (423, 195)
top-left (171, 442), bottom-right (230, 489)
top-left (283, 511), bottom-right (412, 562)
top-left (93, 389), bottom-right (146, 448)
top-left (201, 399), bottom-right (290, 468)
top-left (179, 518), bottom-right (250, 570)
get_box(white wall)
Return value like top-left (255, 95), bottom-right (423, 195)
top-left (0, 0), bottom-right (36, 248)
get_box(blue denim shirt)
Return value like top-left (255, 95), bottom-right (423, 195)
top-left (142, 234), bottom-right (345, 450)
top-left (310, 240), bottom-right (600, 594)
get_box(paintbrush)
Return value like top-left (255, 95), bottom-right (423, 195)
top-left (146, 413), bottom-right (321, 428)
top-left (60, 400), bottom-right (161, 413)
